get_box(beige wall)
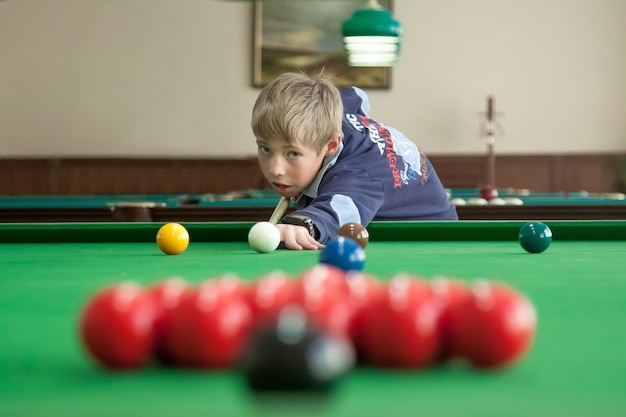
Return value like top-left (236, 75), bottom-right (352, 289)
top-left (1, 0), bottom-right (625, 157)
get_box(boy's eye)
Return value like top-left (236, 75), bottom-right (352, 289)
top-left (287, 151), bottom-right (301, 158)
top-left (258, 146), bottom-right (270, 154)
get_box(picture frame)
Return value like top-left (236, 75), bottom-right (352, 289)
top-left (252, 0), bottom-right (392, 89)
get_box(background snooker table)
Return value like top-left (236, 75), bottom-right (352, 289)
top-left (1, 221), bottom-right (625, 417)
top-left (0, 188), bottom-right (625, 222)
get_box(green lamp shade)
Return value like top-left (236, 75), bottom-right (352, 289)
top-left (342, 8), bottom-right (402, 67)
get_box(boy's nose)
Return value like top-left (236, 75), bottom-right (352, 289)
top-left (268, 157), bottom-right (286, 177)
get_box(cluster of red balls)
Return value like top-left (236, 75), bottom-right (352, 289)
top-left (79, 265), bottom-right (537, 371)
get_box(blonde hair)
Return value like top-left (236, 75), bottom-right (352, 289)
top-left (251, 72), bottom-right (344, 154)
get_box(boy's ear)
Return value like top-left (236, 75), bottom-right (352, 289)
top-left (324, 133), bottom-right (343, 156)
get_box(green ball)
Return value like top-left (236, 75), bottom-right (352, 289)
top-left (518, 222), bottom-right (552, 253)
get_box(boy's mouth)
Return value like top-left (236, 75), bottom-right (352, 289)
top-left (272, 182), bottom-right (292, 195)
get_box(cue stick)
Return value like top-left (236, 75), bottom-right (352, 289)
top-left (268, 196), bottom-right (291, 224)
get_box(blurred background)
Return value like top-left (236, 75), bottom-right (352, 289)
top-left (0, 0), bottom-right (624, 194)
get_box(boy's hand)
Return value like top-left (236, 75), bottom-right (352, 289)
top-left (276, 224), bottom-right (325, 251)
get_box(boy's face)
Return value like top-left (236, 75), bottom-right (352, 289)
top-left (256, 135), bottom-right (341, 198)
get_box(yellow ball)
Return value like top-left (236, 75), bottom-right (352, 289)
top-left (156, 223), bottom-right (189, 255)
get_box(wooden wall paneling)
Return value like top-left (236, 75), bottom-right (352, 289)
top-left (495, 155), bottom-right (555, 192)
top-left (55, 158), bottom-right (265, 195)
top-left (1, 154), bottom-right (624, 196)
top-left (58, 159), bottom-right (123, 195)
top-left (559, 154), bottom-right (620, 193)
top-left (0, 159), bottom-right (56, 195)
top-left (548, 155), bottom-right (566, 192)
top-left (428, 155), bottom-right (486, 189)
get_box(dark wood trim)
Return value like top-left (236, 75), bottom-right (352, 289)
top-left (1, 204), bottom-right (624, 223)
top-left (455, 205), bottom-right (626, 220)
top-left (154, 205), bottom-right (626, 222)
top-left (0, 208), bottom-right (115, 223)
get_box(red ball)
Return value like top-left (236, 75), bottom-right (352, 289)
top-left (79, 282), bottom-right (157, 370)
top-left (343, 272), bottom-right (384, 360)
top-left (451, 281), bottom-right (537, 368)
top-left (164, 276), bottom-right (253, 368)
top-left (479, 185), bottom-right (498, 201)
top-left (290, 265), bottom-right (353, 338)
top-left (146, 277), bottom-right (189, 364)
top-left (297, 264), bottom-right (350, 297)
top-left (245, 270), bottom-right (296, 329)
top-left (429, 277), bottom-right (471, 361)
top-left (360, 274), bottom-right (440, 368)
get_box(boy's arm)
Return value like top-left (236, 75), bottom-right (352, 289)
top-left (290, 168), bottom-right (385, 245)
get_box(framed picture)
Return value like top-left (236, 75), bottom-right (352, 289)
top-left (252, 0), bottom-right (392, 89)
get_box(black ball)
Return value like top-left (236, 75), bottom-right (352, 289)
top-left (240, 306), bottom-right (355, 393)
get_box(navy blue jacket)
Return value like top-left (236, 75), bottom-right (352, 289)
top-left (292, 86), bottom-right (458, 243)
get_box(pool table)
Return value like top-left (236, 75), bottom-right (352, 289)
top-left (0, 188), bottom-right (625, 222)
top-left (1, 221), bottom-right (625, 417)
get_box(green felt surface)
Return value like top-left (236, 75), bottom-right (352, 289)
top-left (0, 222), bottom-right (625, 417)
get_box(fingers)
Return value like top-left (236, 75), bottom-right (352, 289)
top-left (276, 224), bottom-right (325, 251)
top-left (296, 238), bottom-right (325, 251)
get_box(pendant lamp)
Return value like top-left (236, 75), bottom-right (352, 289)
top-left (342, 0), bottom-right (403, 67)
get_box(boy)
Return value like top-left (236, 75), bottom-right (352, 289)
top-left (251, 72), bottom-right (457, 251)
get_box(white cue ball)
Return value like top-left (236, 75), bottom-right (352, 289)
top-left (248, 222), bottom-right (281, 253)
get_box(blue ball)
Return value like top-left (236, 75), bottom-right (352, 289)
top-left (319, 236), bottom-right (366, 272)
